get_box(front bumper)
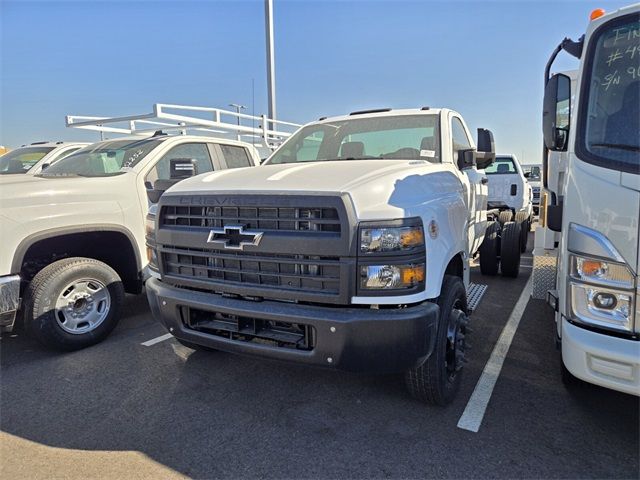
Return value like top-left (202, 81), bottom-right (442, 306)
top-left (146, 278), bottom-right (439, 373)
top-left (562, 318), bottom-right (640, 396)
top-left (0, 275), bottom-right (21, 331)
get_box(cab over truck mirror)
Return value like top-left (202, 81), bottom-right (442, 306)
top-left (543, 73), bottom-right (571, 152)
top-left (145, 158), bottom-right (199, 204)
top-left (475, 128), bottom-right (495, 170)
top-left (459, 149), bottom-right (476, 170)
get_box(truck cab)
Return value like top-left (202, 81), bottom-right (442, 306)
top-left (537, 5), bottom-right (639, 395)
top-left (145, 107), bottom-right (496, 405)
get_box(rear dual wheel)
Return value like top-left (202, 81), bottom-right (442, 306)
top-left (514, 211), bottom-right (530, 253)
top-left (500, 221), bottom-right (521, 278)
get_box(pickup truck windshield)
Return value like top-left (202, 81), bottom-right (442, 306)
top-left (580, 14), bottom-right (640, 174)
top-left (40, 138), bottom-right (164, 177)
top-left (0, 147), bottom-right (54, 174)
top-left (267, 114), bottom-right (440, 165)
top-left (485, 157), bottom-right (516, 175)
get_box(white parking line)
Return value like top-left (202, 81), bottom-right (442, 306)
top-left (457, 275), bottom-right (533, 433)
top-left (141, 333), bottom-right (173, 347)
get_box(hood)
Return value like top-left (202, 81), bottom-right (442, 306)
top-left (0, 174), bottom-right (135, 223)
top-left (168, 159), bottom-right (460, 219)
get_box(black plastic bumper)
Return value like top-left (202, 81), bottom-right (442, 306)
top-left (146, 278), bottom-right (439, 374)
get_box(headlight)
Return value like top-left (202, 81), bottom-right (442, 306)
top-left (360, 225), bottom-right (424, 253)
top-left (570, 255), bottom-right (634, 289)
top-left (568, 254), bottom-right (636, 333)
top-left (361, 264), bottom-right (425, 290)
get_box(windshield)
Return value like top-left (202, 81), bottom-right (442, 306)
top-left (41, 138), bottom-right (164, 177)
top-left (579, 14), bottom-right (640, 173)
top-left (267, 114), bottom-right (440, 165)
top-left (0, 146), bottom-right (54, 174)
top-left (485, 156), bottom-right (516, 175)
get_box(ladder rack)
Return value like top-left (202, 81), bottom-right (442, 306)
top-left (66, 103), bottom-right (301, 149)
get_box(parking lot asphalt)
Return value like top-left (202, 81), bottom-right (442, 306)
top-left (1, 232), bottom-right (639, 479)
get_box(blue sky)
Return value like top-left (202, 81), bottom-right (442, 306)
top-left (0, 0), bottom-right (633, 163)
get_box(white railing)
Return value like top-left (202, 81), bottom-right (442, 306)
top-left (66, 103), bottom-right (302, 149)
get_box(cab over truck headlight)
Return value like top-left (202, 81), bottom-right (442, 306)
top-left (568, 254), bottom-right (636, 333)
top-left (360, 225), bottom-right (424, 253)
top-left (146, 204), bottom-right (159, 272)
top-left (361, 264), bottom-right (425, 289)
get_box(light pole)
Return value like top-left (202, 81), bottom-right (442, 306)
top-left (265, 0), bottom-right (276, 137)
top-left (229, 103), bottom-right (246, 141)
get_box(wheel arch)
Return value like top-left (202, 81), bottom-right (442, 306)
top-left (13, 225), bottom-right (142, 294)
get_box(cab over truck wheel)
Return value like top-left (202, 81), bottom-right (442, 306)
top-left (514, 211), bottom-right (530, 253)
top-left (500, 222), bottom-right (521, 278)
top-left (24, 257), bottom-right (125, 351)
top-left (498, 210), bottom-right (513, 225)
top-left (479, 221), bottom-right (500, 276)
top-left (404, 275), bottom-right (468, 406)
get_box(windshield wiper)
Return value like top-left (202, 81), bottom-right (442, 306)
top-left (590, 143), bottom-right (640, 152)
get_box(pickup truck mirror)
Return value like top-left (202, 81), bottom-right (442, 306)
top-left (475, 128), bottom-right (495, 170)
top-left (543, 73), bottom-right (571, 152)
top-left (145, 158), bottom-right (199, 203)
top-left (40, 163), bottom-right (51, 171)
top-left (524, 171), bottom-right (531, 178)
top-left (459, 149), bottom-right (476, 170)
top-left (170, 158), bottom-right (198, 180)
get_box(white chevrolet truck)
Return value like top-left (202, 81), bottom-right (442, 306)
top-left (145, 107), bottom-right (499, 404)
top-left (535, 4), bottom-right (639, 395)
top-left (0, 133), bottom-right (263, 350)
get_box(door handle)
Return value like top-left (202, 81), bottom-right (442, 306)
top-left (481, 177), bottom-right (488, 185)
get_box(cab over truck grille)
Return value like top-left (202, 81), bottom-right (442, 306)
top-left (162, 205), bottom-right (341, 233)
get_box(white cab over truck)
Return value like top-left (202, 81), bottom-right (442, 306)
top-left (145, 107), bottom-right (499, 404)
top-left (0, 141), bottom-right (88, 175)
top-left (0, 104), bottom-right (299, 351)
top-left (535, 5), bottom-right (640, 396)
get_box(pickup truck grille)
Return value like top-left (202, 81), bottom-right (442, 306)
top-left (162, 248), bottom-right (340, 294)
top-left (161, 205), bottom-right (341, 233)
top-left (532, 187), bottom-right (541, 202)
top-left (156, 194), bottom-right (353, 304)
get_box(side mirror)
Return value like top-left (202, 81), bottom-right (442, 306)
top-left (543, 73), bottom-right (571, 152)
top-left (41, 163), bottom-right (50, 171)
top-left (524, 171), bottom-right (531, 178)
top-left (475, 128), bottom-right (495, 170)
top-left (145, 158), bottom-right (199, 203)
top-left (170, 158), bottom-right (198, 180)
top-left (458, 149), bottom-right (476, 170)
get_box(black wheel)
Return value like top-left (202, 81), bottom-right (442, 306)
top-left (479, 221), bottom-right (500, 276)
top-left (500, 222), bottom-right (521, 278)
top-left (175, 338), bottom-right (216, 352)
top-left (405, 275), bottom-right (468, 405)
top-left (498, 210), bottom-right (513, 225)
top-left (514, 211), bottom-right (530, 253)
top-left (24, 257), bottom-right (125, 351)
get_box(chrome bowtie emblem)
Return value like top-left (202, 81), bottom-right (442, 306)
top-left (206, 225), bottom-right (264, 250)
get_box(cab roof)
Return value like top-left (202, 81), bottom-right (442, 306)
top-left (316, 107), bottom-right (446, 124)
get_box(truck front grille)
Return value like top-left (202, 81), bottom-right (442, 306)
top-left (162, 248), bottom-right (341, 295)
top-left (181, 306), bottom-right (315, 351)
top-left (161, 205), bottom-right (341, 233)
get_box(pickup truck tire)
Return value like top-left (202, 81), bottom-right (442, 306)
top-left (24, 257), bottom-right (125, 351)
top-left (404, 275), bottom-right (468, 405)
top-left (479, 221), bottom-right (500, 276)
top-left (500, 222), bottom-right (521, 278)
top-left (498, 210), bottom-right (513, 225)
top-left (514, 211), bottom-right (530, 253)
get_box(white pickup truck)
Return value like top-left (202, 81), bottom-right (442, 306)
top-left (145, 107), bottom-right (502, 404)
top-left (0, 133), bottom-right (262, 350)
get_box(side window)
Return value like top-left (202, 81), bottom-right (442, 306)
top-left (451, 117), bottom-right (472, 166)
top-left (219, 144), bottom-right (252, 169)
top-left (147, 143), bottom-right (213, 183)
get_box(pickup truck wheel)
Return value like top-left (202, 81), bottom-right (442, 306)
top-left (514, 211), bottom-right (530, 253)
top-left (479, 221), bottom-right (500, 276)
top-left (404, 275), bottom-right (468, 405)
top-left (498, 210), bottom-right (513, 225)
top-left (24, 257), bottom-right (125, 351)
top-left (500, 222), bottom-right (521, 278)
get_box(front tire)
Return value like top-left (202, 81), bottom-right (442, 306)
top-left (24, 257), bottom-right (125, 351)
top-left (404, 275), bottom-right (468, 405)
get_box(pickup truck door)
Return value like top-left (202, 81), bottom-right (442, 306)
top-left (451, 115), bottom-right (487, 255)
